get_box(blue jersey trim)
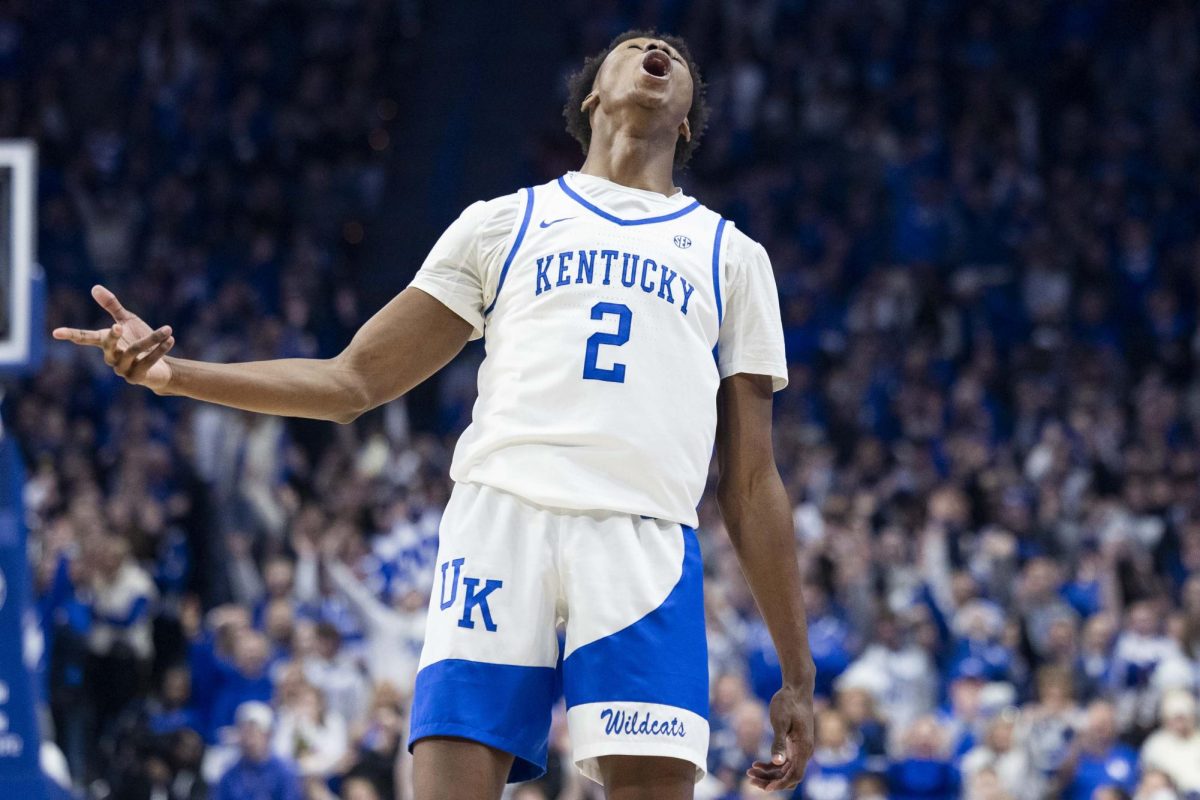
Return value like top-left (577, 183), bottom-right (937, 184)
top-left (712, 217), bottom-right (727, 325)
top-left (484, 186), bottom-right (535, 316)
top-left (409, 658), bottom-right (558, 783)
top-left (557, 176), bottom-right (701, 226)
top-left (562, 526), bottom-right (709, 717)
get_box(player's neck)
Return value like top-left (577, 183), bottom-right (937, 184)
top-left (579, 129), bottom-right (677, 197)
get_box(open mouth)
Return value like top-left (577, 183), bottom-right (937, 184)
top-left (642, 50), bottom-right (672, 79)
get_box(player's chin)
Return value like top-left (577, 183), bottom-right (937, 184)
top-left (631, 73), bottom-right (675, 99)
top-left (628, 86), bottom-right (683, 117)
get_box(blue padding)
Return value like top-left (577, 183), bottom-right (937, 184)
top-left (562, 526), bottom-right (709, 717)
top-left (409, 658), bottom-right (558, 783)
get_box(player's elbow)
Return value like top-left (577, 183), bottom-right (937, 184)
top-left (327, 358), bottom-right (374, 424)
top-left (333, 387), bottom-right (372, 424)
top-left (332, 405), bottom-right (364, 425)
top-left (716, 464), bottom-right (782, 528)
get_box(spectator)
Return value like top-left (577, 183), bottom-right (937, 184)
top-left (709, 699), bottom-right (770, 795)
top-left (886, 716), bottom-right (960, 800)
top-left (214, 702), bottom-right (302, 800)
top-left (1138, 690), bottom-right (1200, 795)
top-left (850, 773), bottom-right (888, 800)
top-left (1133, 770), bottom-right (1181, 800)
top-left (1059, 701), bottom-right (1140, 800)
top-left (1111, 601), bottom-right (1188, 732)
top-left (323, 544), bottom-right (425, 694)
top-left (271, 681), bottom-right (348, 781)
top-left (793, 709), bottom-right (866, 800)
top-left (1020, 666), bottom-right (1083, 781)
top-left (167, 729), bottom-right (209, 800)
top-left (834, 685), bottom-right (887, 773)
top-left (145, 665), bottom-right (200, 737)
top-left (211, 631), bottom-right (274, 739)
top-left (1015, 558), bottom-right (1079, 663)
top-left (83, 534), bottom-right (158, 772)
top-left (340, 684), bottom-right (406, 800)
top-left (840, 613), bottom-right (938, 745)
top-left (961, 710), bottom-right (1035, 800)
top-left (1078, 614), bottom-right (1119, 702)
top-left (299, 622), bottom-right (370, 726)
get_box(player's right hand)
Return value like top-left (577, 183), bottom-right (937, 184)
top-left (52, 284), bottom-right (175, 393)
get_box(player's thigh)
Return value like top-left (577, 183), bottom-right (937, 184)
top-left (412, 736), bottom-right (513, 800)
top-left (559, 517), bottom-right (710, 785)
top-left (598, 755), bottom-right (697, 800)
top-left (409, 483), bottom-right (562, 784)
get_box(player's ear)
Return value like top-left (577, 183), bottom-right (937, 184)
top-left (679, 117), bottom-right (692, 143)
top-left (581, 91), bottom-right (599, 114)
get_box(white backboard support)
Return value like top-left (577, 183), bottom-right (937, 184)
top-left (0, 141), bottom-right (41, 375)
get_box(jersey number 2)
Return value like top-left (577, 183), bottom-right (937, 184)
top-left (582, 302), bottom-right (631, 383)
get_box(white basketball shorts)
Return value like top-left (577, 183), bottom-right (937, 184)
top-left (407, 481), bottom-right (710, 785)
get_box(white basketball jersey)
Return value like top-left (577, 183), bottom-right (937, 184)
top-left (411, 172), bottom-right (787, 527)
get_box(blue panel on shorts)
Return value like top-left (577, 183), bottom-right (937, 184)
top-left (409, 658), bottom-right (558, 783)
top-left (562, 526), bottom-right (709, 718)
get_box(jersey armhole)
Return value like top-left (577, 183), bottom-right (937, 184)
top-left (483, 186), bottom-right (536, 319)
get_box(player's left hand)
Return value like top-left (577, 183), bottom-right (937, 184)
top-left (747, 683), bottom-right (815, 791)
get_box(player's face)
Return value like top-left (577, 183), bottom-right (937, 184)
top-left (592, 37), bottom-right (694, 129)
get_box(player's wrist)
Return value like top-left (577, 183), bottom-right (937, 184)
top-left (150, 356), bottom-right (179, 396)
top-left (780, 659), bottom-right (816, 692)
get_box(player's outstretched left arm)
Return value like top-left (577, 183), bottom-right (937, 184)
top-left (715, 373), bottom-right (816, 792)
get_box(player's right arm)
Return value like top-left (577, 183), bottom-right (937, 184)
top-left (53, 282), bottom-right (472, 424)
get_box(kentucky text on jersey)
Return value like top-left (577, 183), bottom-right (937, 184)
top-left (534, 249), bottom-right (696, 315)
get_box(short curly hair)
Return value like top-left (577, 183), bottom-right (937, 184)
top-left (563, 30), bottom-right (709, 169)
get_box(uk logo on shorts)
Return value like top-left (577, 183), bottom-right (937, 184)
top-left (438, 558), bottom-right (503, 632)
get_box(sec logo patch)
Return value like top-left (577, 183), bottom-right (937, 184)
top-left (673, 235), bottom-right (692, 249)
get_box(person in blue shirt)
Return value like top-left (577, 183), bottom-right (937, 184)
top-left (1059, 700), bottom-right (1138, 800)
top-left (209, 631), bottom-right (275, 740)
top-left (793, 709), bottom-right (866, 800)
top-left (214, 702), bottom-right (302, 800)
top-left (804, 583), bottom-right (857, 700)
top-left (834, 685), bottom-right (888, 773)
top-left (947, 600), bottom-right (1012, 686)
top-left (145, 665), bottom-right (201, 736)
top-left (887, 716), bottom-right (961, 800)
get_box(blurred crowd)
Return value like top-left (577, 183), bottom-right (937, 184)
top-left (5, 0), bottom-right (1200, 799)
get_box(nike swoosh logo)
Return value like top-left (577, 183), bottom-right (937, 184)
top-left (539, 216), bottom-right (576, 228)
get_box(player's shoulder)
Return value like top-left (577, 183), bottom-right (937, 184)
top-left (714, 218), bottom-right (769, 268)
top-left (459, 179), bottom-right (563, 229)
top-left (459, 188), bottom-right (525, 226)
top-left (472, 177), bottom-right (561, 211)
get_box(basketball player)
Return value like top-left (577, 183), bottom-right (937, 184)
top-left (54, 30), bottom-right (815, 800)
